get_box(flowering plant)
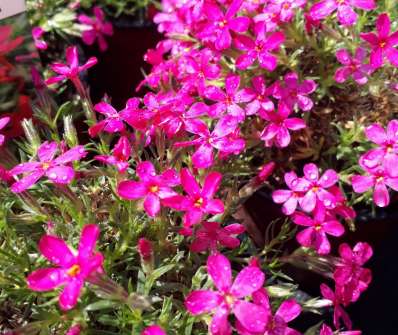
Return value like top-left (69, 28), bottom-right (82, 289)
top-left (2, 0), bottom-right (398, 334)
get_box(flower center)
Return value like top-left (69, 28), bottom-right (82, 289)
top-left (194, 197), bottom-right (204, 208)
top-left (386, 145), bottom-right (393, 153)
top-left (67, 264), bottom-right (81, 277)
top-left (376, 176), bottom-right (384, 183)
top-left (149, 185), bottom-right (159, 193)
top-left (312, 186), bottom-right (320, 192)
top-left (42, 162), bottom-right (51, 170)
top-left (282, 2), bottom-right (291, 9)
top-left (219, 20), bottom-right (228, 28)
top-left (224, 293), bottom-right (235, 306)
top-left (314, 224), bottom-right (322, 231)
top-left (379, 41), bottom-right (387, 48)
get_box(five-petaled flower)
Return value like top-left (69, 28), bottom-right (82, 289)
top-left (95, 136), bottom-right (131, 172)
top-left (334, 48), bottom-right (373, 85)
top-left (117, 161), bottom-right (180, 217)
top-left (27, 224), bottom-right (103, 310)
top-left (10, 141), bottom-right (86, 193)
top-left (185, 253), bottom-right (268, 334)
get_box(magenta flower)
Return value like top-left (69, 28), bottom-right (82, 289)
top-left (269, 0), bottom-right (307, 22)
top-left (320, 324), bottom-right (361, 335)
top-left (137, 238), bottom-right (154, 262)
top-left (66, 325), bottom-right (81, 335)
top-left (235, 31), bottom-right (285, 71)
top-left (175, 116), bottom-right (245, 169)
top-left (245, 76), bottom-right (275, 116)
top-left (360, 120), bottom-right (398, 177)
top-left (89, 101), bottom-right (137, 137)
top-left (236, 288), bottom-right (301, 335)
top-left (310, 0), bottom-right (375, 26)
top-left (327, 186), bottom-right (356, 220)
top-left (141, 325), bottom-right (166, 335)
top-left (45, 46), bottom-right (97, 85)
top-left (292, 209), bottom-right (344, 255)
top-left (205, 74), bottom-right (255, 121)
top-left (190, 221), bottom-right (245, 253)
top-left (0, 116), bottom-right (10, 146)
top-left (273, 72), bottom-right (317, 112)
top-left (163, 169), bottom-right (224, 227)
top-left (320, 284), bottom-right (352, 330)
top-left (351, 163), bottom-right (398, 207)
top-left (78, 6), bottom-right (113, 52)
top-left (32, 27), bottom-right (47, 50)
top-left (334, 242), bottom-right (372, 305)
top-left (185, 253), bottom-right (267, 334)
top-left (117, 161), bottom-right (180, 217)
top-left (260, 101), bottom-right (306, 148)
top-left (360, 13), bottom-right (398, 69)
top-left (200, 0), bottom-right (251, 50)
top-left (95, 136), bottom-right (131, 172)
top-left (334, 48), bottom-right (373, 85)
top-left (27, 224), bottom-right (103, 310)
top-left (10, 141), bottom-right (86, 193)
top-left (272, 171), bottom-right (310, 215)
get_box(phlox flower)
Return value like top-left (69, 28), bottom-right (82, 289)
top-left (190, 221), bottom-right (245, 253)
top-left (204, 74), bottom-right (255, 121)
top-left (163, 169), bottom-right (224, 227)
top-left (88, 101), bottom-right (137, 137)
top-left (260, 101), bottom-right (306, 148)
top-left (142, 325), bottom-right (166, 335)
top-left (200, 0), bottom-right (251, 50)
top-left (175, 115), bottom-right (245, 169)
top-left (245, 76), bottom-right (275, 116)
top-left (0, 25), bottom-right (23, 56)
top-left (334, 242), bottom-right (372, 305)
top-left (273, 72), bottom-right (317, 112)
top-left (269, 0), bottom-right (307, 22)
top-left (320, 324), bottom-right (361, 335)
top-left (66, 325), bottom-right (81, 335)
top-left (185, 253), bottom-right (267, 334)
top-left (95, 136), bottom-right (131, 172)
top-left (292, 209), bottom-right (344, 255)
top-left (10, 141), bottom-right (86, 193)
top-left (45, 46), bottom-right (97, 85)
top-left (360, 120), bottom-right (398, 177)
top-left (360, 13), bottom-right (398, 69)
top-left (326, 186), bottom-right (356, 221)
top-left (334, 48), bottom-right (373, 85)
top-left (351, 162), bottom-right (398, 207)
top-left (27, 224), bottom-right (103, 310)
top-left (310, 0), bottom-right (375, 26)
top-left (253, 4), bottom-right (282, 34)
top-left (320, 284), bottom-right (352, 330)
top-left (117, 161), bottom-right (180, 217)
top-left (32, 27), bottom-right (47, 50)
top-left (78, 6), bottom-right (113, 52)
top-left (235, 31), bottom-right (285, 71)
top-left (0, 116), bottom-right (10, 146)
top-left (236, 288), bottom-right (301, 335)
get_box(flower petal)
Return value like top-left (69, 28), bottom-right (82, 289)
top-left (59, 278), bottom-right (84, 311)
top-left (78, 224), bottom-right (100, 262)
top-left (275, 299), bottom-right (301, 322)
top-left (117, 180), bottom-right (148, 199)
top-left (185, 290), bottom-right (222, 315)
top-left (207, 253), bottom-right (232, 292)
top-left (233, 300), bottom-right (268, 333)
top-left (230, 266), bottom-right (265, 298)
top-left (39, 235), bottom-right (76, 267)
top-left (144, 193), bottom-right (161, 217)
top-left (27, 268), bottom-right (67, 291)
top-left (46, 166), bottom-right (75, 184)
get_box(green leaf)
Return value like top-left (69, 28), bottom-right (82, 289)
top-left (144, 264), bottom-right (176, 295)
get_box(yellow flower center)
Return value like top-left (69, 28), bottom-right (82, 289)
top-left (224, 294), bottom-right (235, 306)
top-left (42, 162), bottom-right (51, 170)
top-left (194, 197), bottom-right (204, 208)
top-left (314, 224), bottom-right (322, 231)
top-left (379, 41), bottom-right (386, 48)
top-left (149, 185), bottom-right (159, 193)
top-left (67, 264), bottom-right (81, 277)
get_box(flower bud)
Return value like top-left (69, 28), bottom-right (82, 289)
top-left (66, 325), bottom-right (81, 335)
top-left (138, 238), bottom-right (154, 273)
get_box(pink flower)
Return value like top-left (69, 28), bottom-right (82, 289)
top-left (0, 116), bottom-right (10, 146)
top-left (236, 288), bottom-right (301, 335)
top-left (190, 221), bottom-right (245, 253)
top-left (117, 161), bottom-right (180, 217)
top-left (260, 102), bottom-right (306, 148)
top-left (204, 74), bottom-right (255, 121)
top-left (292, 209), bottom-right (345, 255)
top-left (320, 284), bottom-right (352, 330)
top-left (269, 0), bottom-right (307, 22)
top-left (273, 72), bottom-right (317, 112)
top-left (142, 325), bottom-right (166, 335)
top-left (32, 27), bottom-right (47, 50)
top-left (163, 169), bottom-right (224, 227)
top-left (78, 6), bottom-right (113, 52)
top-left (10, 141), bottom-right (86, 193)
top-left (245, 76), bottom-right (275, 116)
top-left (45, 46), bottom-right (97, 85)
top-left (327, 186), bottom-right (356, 221)
top-left (66, 325), bottom-right (81, 335)
top-left (255, 161), bottom-right (276, 186)
top-left (360, 120), bottom-right (398, 177)
top-left (253, 5), bottom-right (282, 34)
top-left (175, 116), bottom-right (245, 169)
top-left (235, 31), bottom-right (285, 71)
top-left (95, 136), bottom-right (131, 172)
top-left (185, 253), bottom-right (267, 334)
top-left (200, 0), bottom-right (251, 50)
top-left (320, 324), bottom-right (361, 335)
top-left (360, 13), bottom-right (398, 69)
top-left (334, 242), bottom-right (372, 305)
top-left (89, 101), bottom-right (137, 137)
top-left (272, 171), bottom-right (310, 215)
top-left (310, 0), bottom-right (375, 26)
top-left (351, 163), bottom-right (398, 207)
top-left (334, 48), bottom-right (373, 85)
top-left (27, 224), bottom-right (103, 310)
top-left (137, 238), bottom-right (154, 261)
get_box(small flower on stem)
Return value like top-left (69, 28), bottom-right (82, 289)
top-left (32, 27), bottom-right (47, 50)
top-left (95, 136), bottom-right (131, 172)
top-left (334, 48), bottom-right (373, 85)
top-left (142, 325), bottom-right (166, 335)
